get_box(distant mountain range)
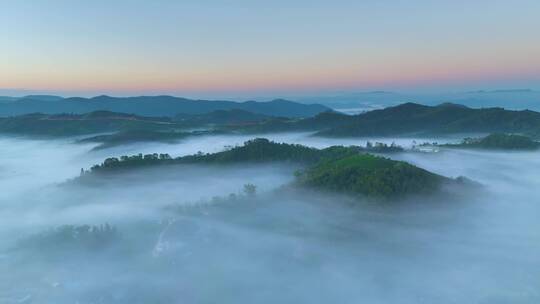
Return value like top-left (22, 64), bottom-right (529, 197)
top-left (0, 95), bottom-right (329, 118)
top-left (296, 89), bottom-right (540, 112)
top-left (4, 100), bottom-right (540, 139)
top-left (232, 102), bottom-right (540, 138)
top-left (317, 102), bottom-right (540, 137)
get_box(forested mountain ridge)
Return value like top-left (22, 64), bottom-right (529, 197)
top-left (316, 103), bottom-right (540, 137)
top-left (174, 109), bottom-right (273, 125)
top-left (5, 101), bottom-right (540, 139)
top-left (226, 103), bottom-right (540, 137)
top-left (0, 109), bottom-right (272, 137)
top-left (0, 95), bottom-right (329, 118)
top-left (229, 110), bottom-right (355, 133)
top-left (441, 133), bottom-right (540, 150)
top-left (0, 111), bottom-right (177, 136)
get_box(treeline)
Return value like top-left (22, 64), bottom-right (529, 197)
top-left (86, 138), bottom-right (356, 173)
top-left (315, 103), bottom-right (540, 138)
top-left (227, 103), bottom-right (540, 138)
top-left (442, 133), bottom-right (540, 150)
top-left (296, 154), bottom-right (450, 199)
top-left (365, 141), bottom-right (404, 153)
top-left (77, 138), bottom-right (472, 201)
top-left (85, 138), bottom-right (405, 175)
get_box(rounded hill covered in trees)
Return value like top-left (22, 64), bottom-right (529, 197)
top-left (296, 154), bottom-right (465, 200)
top-left (81, 138), bottom-right (475, 201)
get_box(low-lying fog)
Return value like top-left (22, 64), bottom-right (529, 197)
top-left (1, 133), bottom-right (539, 303)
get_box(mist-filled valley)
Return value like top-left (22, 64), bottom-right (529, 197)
top-left (1, 131), bottom-right (539, 304)
top-left (4, 0), bottom-right (540, 302)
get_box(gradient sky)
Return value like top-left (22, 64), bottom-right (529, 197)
top-left (1, 0), bottom-right (539, 97)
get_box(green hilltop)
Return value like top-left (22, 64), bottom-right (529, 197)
top-left (296, 154), bottom-right (450, 199)
top-left (81, 139), bottom-right (470, 201)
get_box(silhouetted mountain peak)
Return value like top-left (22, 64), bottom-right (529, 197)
top-left (385, 102), bottom-right (429, 113)
top-left (91, 95), bottom-right (113, 100)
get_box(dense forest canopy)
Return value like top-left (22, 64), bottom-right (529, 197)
top-left (296, 154), bottom-right (452, 199)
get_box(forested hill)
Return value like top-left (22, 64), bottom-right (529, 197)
top-left (174, 109), bottom-right (272, 125)
top-left (227, 103), bottom-right (540, 137)
top-left (317, 103), bottom-right (540, 137)
top-left (0, 95), bottom-right (329, 118)
top-left (0, 109), bottom-right (272, 137)
top-left (86, 138), bottom-right (363, 173)
top-left (229, 110), bottom-right (356, 133)
top-left (296, 154), bottom-right (456, 199)
top-left (81, 138), bottom-right (470, 200)
top-left (442, 133), bottom-right (540, 150)
top-left (0, 111), bottom-right (178, 136)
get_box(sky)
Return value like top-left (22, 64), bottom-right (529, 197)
top-left (1, 0), bottom-right (539, 98)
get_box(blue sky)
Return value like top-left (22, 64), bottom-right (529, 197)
top-left (1, 0), bottom-right (539, 97)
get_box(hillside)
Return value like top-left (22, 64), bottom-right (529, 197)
top-left (229, 110), bottom-right (355, 133)
top-left (85, 138), bottom-right (406, 174)
top-left (80, 139), bottom-right (468, 200)
top-left (0, 111), bottom-right (180, 136)
top-left (316, 103), bottom-right (540, 137)
top-left (85, 138), bottom-right (362, 173)
top-left (295, 154), bottom-right (454, 199)
top-left (174, 109), bottom-right (272, 125)
top-left (6, 102), bottom-right (540, 138)
top-left (442, 133), bottom-right (540, 150)
top-left (0, 109), bottom-right (277, 137)
top-left (0, 95), bottom-right (329, 118)
top-left (79, 130), bottom-right (220, 150)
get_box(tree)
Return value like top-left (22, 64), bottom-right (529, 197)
top-left (243, 184), bottom-right (257, 197)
